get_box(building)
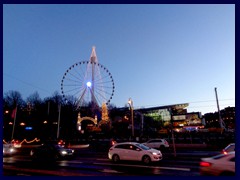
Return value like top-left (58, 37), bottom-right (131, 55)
top-left (137, 103), bottom-right (203, 133)
top-left (203, 106), bottom-right (235, 130)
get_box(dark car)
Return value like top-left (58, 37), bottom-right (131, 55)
top-left (3, 144), bottom-right (16, 156)
top-left (30, 143), bottom-right (74, 161)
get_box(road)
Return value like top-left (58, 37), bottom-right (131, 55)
top-left (3, 147), bottom-right (220, 176)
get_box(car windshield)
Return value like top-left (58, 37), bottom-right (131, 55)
top-left (224, 144), bottom-right (235, 151)
top-left (136, 143), bottom-right (151, 150)
top-left (53, 144), bottom-right (65, 149)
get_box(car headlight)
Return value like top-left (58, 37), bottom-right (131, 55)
top-left (10, 148), bottom-right (14, 153)
top-left (61, 150), bottom-right (67, 155)
top-left (152, 152), bottom-right (158, 155)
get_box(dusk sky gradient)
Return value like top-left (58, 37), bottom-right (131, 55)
top-left (3, 4), bottom-right (235, 114)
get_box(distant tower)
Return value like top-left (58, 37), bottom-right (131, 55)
top-left (90, 46), bottom-right (98, 63)
top-left (88, 46), bottom-right (98, 108)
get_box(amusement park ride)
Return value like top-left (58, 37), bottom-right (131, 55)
top-left (61, 46), bottom-right (115, 131)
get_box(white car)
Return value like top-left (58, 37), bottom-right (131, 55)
top-left (142, 139), bottom-right (169, 150)
top-left (108, 142), bottom-right (162, 165)
top-left (199, 151), bottom-right (235, 176)
top-left (3, 144), bottom-right (16, 156)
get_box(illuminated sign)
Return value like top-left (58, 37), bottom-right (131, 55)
top-left (172, 115), bottom-right (186, 120)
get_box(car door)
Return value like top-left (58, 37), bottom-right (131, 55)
top-left (223, 155), bottom-right (235, 173)
top-left (149, 140), bottom-right (160, 149)
top-left (146, 140), bottom-right (154, 148)
top-left (115, 144), bottom-right (129, 160)
top-left (124, 144), bottom-right (141, 161)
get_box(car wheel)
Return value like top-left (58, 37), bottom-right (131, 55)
top-left (112, 154), bottom-right (120, 163)
top-left (142, 155), bottom-right (151, 165)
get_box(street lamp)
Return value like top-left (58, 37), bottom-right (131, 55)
top-left (128, 98), bottom-right (134, 137)
top-left (169, 108), bottom-right (176, 157)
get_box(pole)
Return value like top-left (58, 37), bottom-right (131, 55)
top-left (48, 101), bottom-right (50, 115)
top-left (170, 108), bottom-right (176, 157)
top-left (57, 104), bottom-right (61, 139)
top-left (11, 107), bottom-right (17, 140)
top-left (128, 98), bottom-right (134, 138)
top-left (214, 87), bottom-right (225, 130)
top-left (131, 107), bottom-right (134, 137)
top-left (141, 113), bottom-right (144, 136)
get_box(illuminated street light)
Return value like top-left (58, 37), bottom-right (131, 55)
top-left (128, 98), bottom-right (134, 137)
top-left (20, 122), bottom-right (25, 126)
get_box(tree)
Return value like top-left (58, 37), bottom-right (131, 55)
top-left (3, 90), bottom-right (25, 108)
top-left (26, 91), bottom-right (42, 112)
top-left (26, 91), bottom-right (42, 106)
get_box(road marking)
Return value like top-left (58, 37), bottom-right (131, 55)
top-left (93, 162), bottom-right (191, 172)
top-left (100, 169), bottom-right (123, 173)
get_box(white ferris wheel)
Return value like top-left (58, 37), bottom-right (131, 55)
top-left (61, 47), bottom-right (115, 110)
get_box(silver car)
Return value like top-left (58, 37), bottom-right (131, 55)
top-left (142, 139), bottom-right (169, 150)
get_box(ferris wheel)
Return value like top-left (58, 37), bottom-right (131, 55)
top-left (61, 47), bottom-right (115, 109)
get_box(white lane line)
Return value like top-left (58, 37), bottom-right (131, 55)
top-left (100, 169), bottom-right (123, 173)
top-left (93, 162), bottom-right (191, 172)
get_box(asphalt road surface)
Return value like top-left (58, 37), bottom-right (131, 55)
top-left (3, 148), bottom-right (219, 176)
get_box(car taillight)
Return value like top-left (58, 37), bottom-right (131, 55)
top-left (200, 161), bottom-right (211, 167)
top-left (112, 141), bottom-right (117, 145)
top-left (109, 148), bottom-right (113, 151)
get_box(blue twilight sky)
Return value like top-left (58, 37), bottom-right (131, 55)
top-left (3, 4), bottom-right (235, 114)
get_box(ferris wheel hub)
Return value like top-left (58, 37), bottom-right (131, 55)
top-left (86, 81), bottom-right (92, 87)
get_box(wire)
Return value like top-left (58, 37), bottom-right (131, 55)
top-left (3, 73), bottom-right (51, 94)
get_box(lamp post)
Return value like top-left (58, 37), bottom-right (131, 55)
top-left (128, 98), bottom-right (134, 137)
top-left (169, 108), bottom-right (176, 157)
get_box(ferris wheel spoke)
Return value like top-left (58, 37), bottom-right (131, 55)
top-left (89, 88), bottom-right (106, 106)
top-left (94, 87), bottom-right (110, 100)
top-left (63, 84), bottom-right (83, 88)
top-left (66, 71), bottom-right (85, 83)
top-left (73, 64), bottom-right (86, 80)
top-left (63, 75), bottom-right (85, 85)
top-left (94, 82), bottom-right (114, 90)
top-left (95, 87), bottom-right (114, 94)
top-left (94, 74), bottom-right (111, 83)
top-left (94, 80), bottom-right (114, 85)
top-left (76, 88), bottom-right (88, 108)
top-left (63, 86), bottom-right (85, 96)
